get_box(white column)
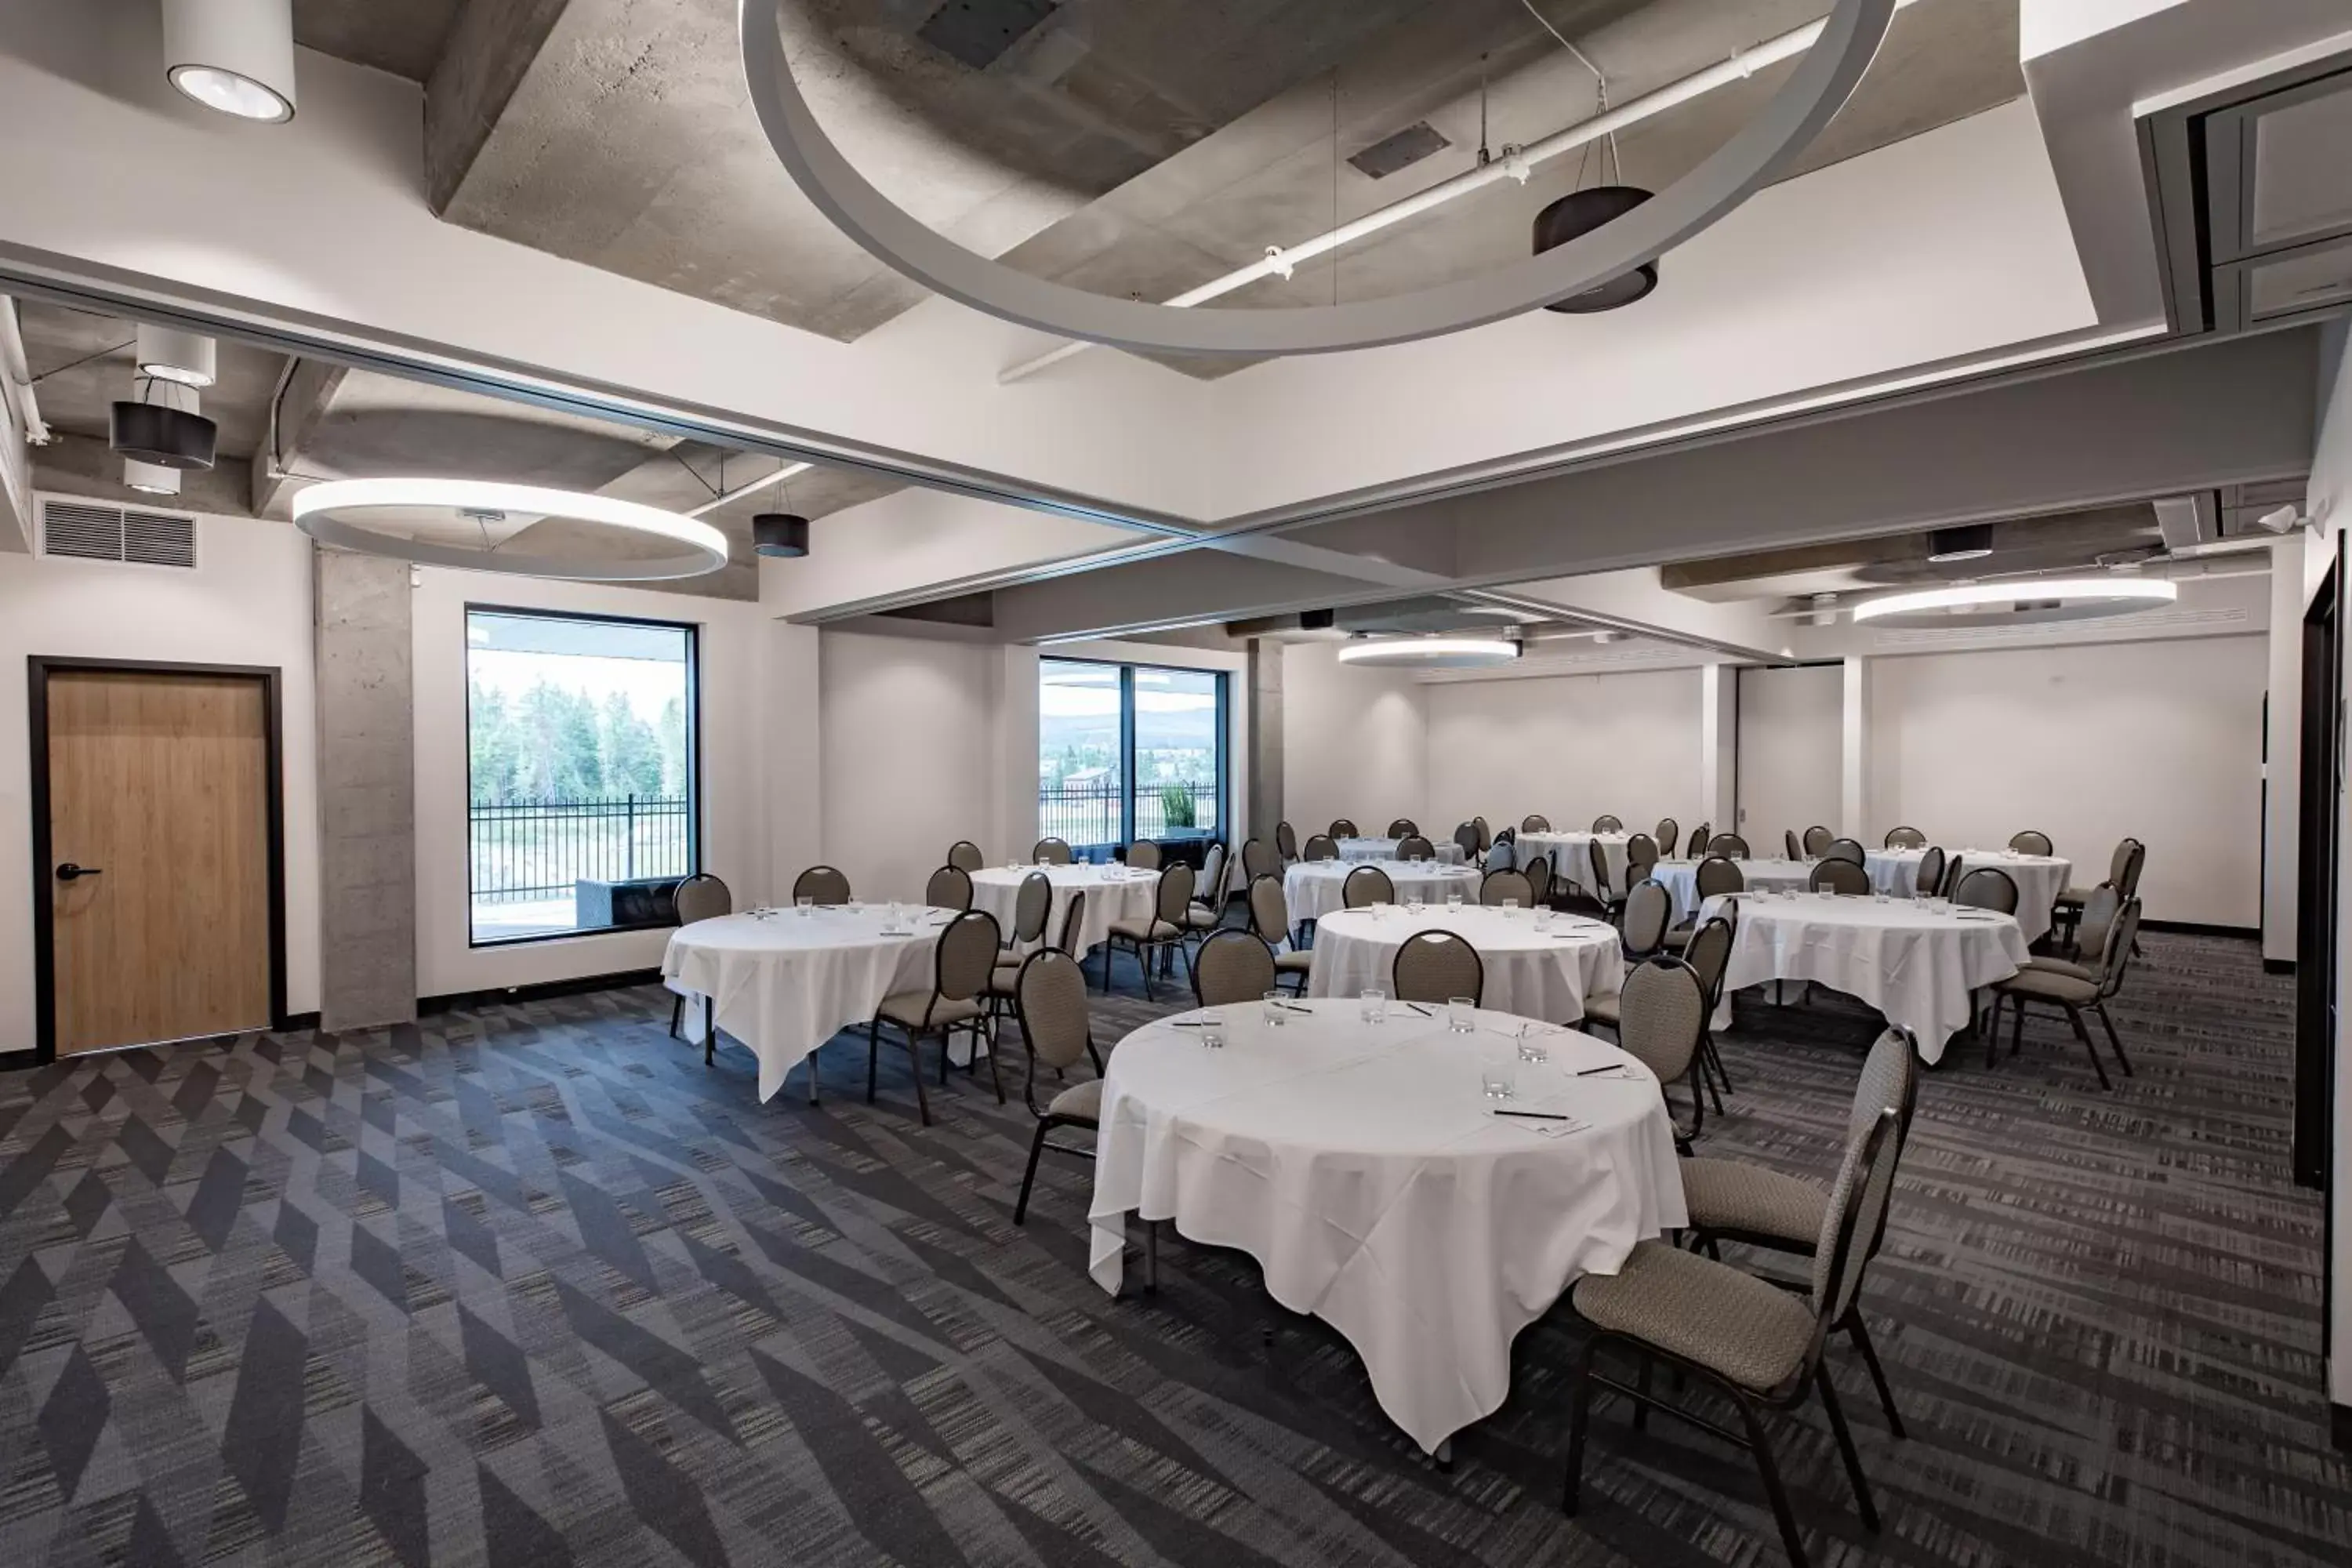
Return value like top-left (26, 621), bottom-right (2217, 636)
top-left (2263, 537), bottom-right (2303, 966)
top-left (758, 620), bottom-right (822, 905)
top-left (1699, 662), bottom-right (1737, 833)
top-left (1841, 655), bottom-right (1871, 840)
top-left (995, 644), bottom-right (1041, 862)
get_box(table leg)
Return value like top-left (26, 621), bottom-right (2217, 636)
top-left (702, 997), bottom-right (715, 1065)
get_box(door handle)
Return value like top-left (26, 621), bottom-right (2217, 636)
top-left (55, 862), bottom-right (102, 882)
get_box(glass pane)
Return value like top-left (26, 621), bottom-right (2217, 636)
top-left (1039, 659), bottom-right (1125, 848)
top-left (1132, 666), bottom-right (1221, 841)
top-left (466, 610), bottom-right (695, 942)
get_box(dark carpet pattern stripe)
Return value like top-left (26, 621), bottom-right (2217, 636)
top-left (0, 932), bottom-right (2343, 1566)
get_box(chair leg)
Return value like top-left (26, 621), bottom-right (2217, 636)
top-left (2095, 1004), bottom-right (2135, 1077)
top-left (1632, 1353), bottom-right (1653, 1433)
top-left (669, 993), bottom-right (683, 1039)
top-left (907, 1029), bottom-right (934, 1126)
top-left (2009, 994), bottom-right (2027, 1061)
top-left (702, 998), bottom-right (715, 1066)
top-left (1561, 1335), bottom-right (1600, 1515)
top-left (980, 1022), bottom-right (1004, 1105)
top-left (1985, 994), bottom-right (2003, 1070)
top-left (1698, 1035), bottom-right (1726, 1114)
top-left (1844, 1308), bottom-right (1905, 1439)
top-left (938, 1022), bottom-right (953, 1085)
top-left (866, 1019), bottom-right (881, 1102)
top-left (1732, 1392), bottom-right (1812, 1568)
top-left (2063, 1004), bottom-right (2112, 1090)
top-left (1815, 1361), bottom-right (1882, 1534)
top-left (1013, 1120), bottom-right (1050, 1225)
top-left (1137, 938), bottom-right (1156, 1003)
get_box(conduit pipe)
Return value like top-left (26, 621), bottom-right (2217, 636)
top-left (0, 296), bottom-right (53, 445)
top-left (687, 459), bottom-right (810, 518)
top-left (1000, 0), bottom-right (1928, 383)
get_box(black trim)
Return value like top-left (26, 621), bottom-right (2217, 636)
top-left (2334, 1402), bottom-right (2352, 1454)
top-left (281, 1011), bottom-right (321, 1033)
top-left (2140, 919), bottom-right (2261, 939)
top-left (2264, 958), bottom-right (2297, 976)
top-left (463, 605), bottom-right (702, 949)
top-left (1040, 655), bottom-right (1232, 855)
top-left (26, 656), bottom-right (289, 1067)
top-left (418, 967), bottom-right (665, 1017)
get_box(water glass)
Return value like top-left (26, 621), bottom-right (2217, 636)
top-left (1359, 988), bottom-right (1387, 1024)
top-left (1262, 990), bottom-right (1288, 1028)
top-left (1501, 897), bottom-right (1519, 914)
top-left (1534, 908), bottom-right (1554, 931)
top-left (1446, 892), bottom-right (1465, 911)
top-left (1200, 1012), bottom-right (1225, 1049)
top-left (1516, 1022), bottom-right (1550, 1064)
top-left (1407, 897), bottom-right (1426, 913)
top-left (796, 895), bottom-right (814, 917)
top-left (1447, 996), bottom-right (1475, 1033)
top-left (1480, 1058), bottom-right (1517, 1102)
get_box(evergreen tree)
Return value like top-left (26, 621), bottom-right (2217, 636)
top-left (601, 691), bottom-right (665, 797)
top-left (468, 680), bottom-right (522, 805)
top-left (517, 680), bottom-right (604, 800)
top-left (658, 695), bottom-right (689, 799)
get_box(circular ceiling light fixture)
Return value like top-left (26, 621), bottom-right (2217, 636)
top-left (1534, 187), bottom-right (1659, 312)
top-left (737, 0), bottom-right (1894, 357)
top-left (1850, 577), bottom-right (2177, 629)
top-left (111, 383), bottom-right (217, 470)
top-left (753, 512), bottom-right (810, 557)
top-left (134, 325), bottom-right (217, 389)
top-left (1337, 636), bottom-right (1521, 670)
top-left (292, 478), bottom-right (730, 580)
top-left (162, 0), bottom-right (297, 123)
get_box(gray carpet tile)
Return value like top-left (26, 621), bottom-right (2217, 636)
top-left (0, 931), bottom-right (2343, 1566)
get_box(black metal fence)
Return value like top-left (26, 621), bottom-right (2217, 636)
top-left (469, 795), bottom-right (692, 902)
top-left (1038, 779), bottom-right (1220, 848)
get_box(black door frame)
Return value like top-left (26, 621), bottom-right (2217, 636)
top-left (18, 655), bottom-right (290, 1069)
top-left (2296, 554), bottom-right (2339, 1191)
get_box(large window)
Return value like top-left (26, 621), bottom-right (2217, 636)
top-left (466, 608), bottom-right (698, 944)
top-left (1039, 658), bottom-right (1225, 850)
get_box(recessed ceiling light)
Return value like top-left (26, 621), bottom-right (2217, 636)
top-left (1338, 637), bottom-right (1520, 670)
top-left (122, 459), bottom-right (182, 496)
top-left (1851, 578), bottom-right (2177, 625)
top-left (292, 477), bottom-right (729, 580)
top-left (163, 0), bottom-right (296, 123)
top-left (134, 325), bottom-right (216, 389)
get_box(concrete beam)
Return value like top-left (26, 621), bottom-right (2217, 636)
top-left (423, 0), bottom-right (575, 216)
top-left (249, 358), bottom-right (350, 521)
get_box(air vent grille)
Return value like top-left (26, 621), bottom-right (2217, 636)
top-left (38, 498), bottom-right (198, 568)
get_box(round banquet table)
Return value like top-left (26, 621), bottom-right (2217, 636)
top-left (1711, 891), bottom-right (2030, 1062)
top-left (1864, 848), bottom-right (2071, 942)
top-left (1305, 905), bottom-right (1627, 1025)
top-left (1283, 859), bottom-right (1480, 922)
top-left (969, 863), bottom-right (1160, 957)
top-left (662, 905), bottom-right (958, 1101)
top-left (1336, 836), bottom-right (1466, 865)
top-left (1087, 1000), bottom-right (1688, 1453)
top-left (1649, 856), bottom-right (1814, 921)
top-left (1515, 830), bottom-right (1631, 894)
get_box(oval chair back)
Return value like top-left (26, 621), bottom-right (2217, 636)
top-left (2115, 838), bottom-right (2147, 898)
top-left (947, 840), bottom-right (984, 872)
top-left (2009, 829), bottom-right (2055, 855)
top-left (1472, 815), bottom-right (1493, 852)
top-left (1655, 818), bottom-right (1679, 858)
top-left (1011, 871), bottom-right (1053, 946)
top-left (1591, 814), bottom-right (1622, 833)
top-left (792, 866), bottom-right (851, 906)
top-left (1688, 822), bottom-right (1711, 862)
top-left (1824, 837), bottom-right (1867, 866)
top-left (1247, 873), bottom-right (1290, 949)
top-left (1709, 832), bottom-right (1750, 858)
top-left (1453, 822), bottom-right (1482, 858)
top-left (673, 873), bottom-right (731, 925)
top-left (1937, 855), bottom-right (1964, 898)
top-left (1784, 827), bottom-right (1802, 860)
top-left (1055, 888), bottom-right (1089, 957)
top-left (1617, 956), bottom-right (1708, 1143)
top-left (1126, 841), bottom-right (1162, 872)
top-left (1848, 1029), bottom-right (1922, 1261)
top-left (1397, 833), bottom-right (1436, 862)
top-left (1624, 832), bottom-right (1659, 880)
top-left (1242, 837), bottom-right (1279, 881)
top-left (1952, 866), bottom-right (2019, 913)
top-left (1480, 868), bottom-right (1534, 907)
top-left (1587, 837), bottom-right (1613, 898)
top-left (1302, 833), bottom-right (1339, 862)
top-left (933, 910), bottom-right (1003, 1007)
top-left (2094, 898), bottom-right (2144, 999)
top-left (1682, 914), bottom-right (1736, 1011)
top-left (1014, 949), bottom-right (1094, 1079)
top-left (1815, 1109), bottom-right (1904, 1327)
top-left (1883, 826), bottom-right (1926, 849)
top-left (1694, 855), bottom-right (1744, 898)
top-left (1196, 842), bottom-right (1227, 905)
top-left (2074, 882), bottom-right (2122, 960)
top-left (925, 864), bottom-right (974, 911)
top-left (1621, 879), bottom-right (1671, 956)
top-left (1521, 814), bottom-right (1552, 833)
top-left (1343, 865), bottom-right (1396, 908)
top-left (1915, 845), bottom-right (1945, 895)
top-left (1032, 837), bottom-right (1073, 866)
top-left (1802, 825), bottom-right (1834, 857)
top-left (1386, 817), bottom-right (1418, 838)
top-left (1193, 929), bottom-right (1277, 1007)
top-left (1153, 863), bottom-right (1196, 927)
top-left (1522, 851), bottom-right (1552, 902)
top-left (1392, 930), bottom-right (1483, 1006)
top-left (1276, 821), bottom-right (1300, 862)
top-left (1809, 858), bottom-right (1870, 895)
top-left (1329, 818), bottom-right (1359, 840)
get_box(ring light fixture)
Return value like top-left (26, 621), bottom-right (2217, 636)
top-left (292, 478), bottom-right (730, 581)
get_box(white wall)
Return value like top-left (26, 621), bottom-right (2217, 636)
top-left (1736, 664), bottom-right (1843, 851)
top-left (2311, 318), bottom-right (2352, 1412)
top-left (1281, 643), bottom-right (1428, 839)
top-left (0, 511), bottom-right (322, 1047)
top-left (1425, 667), bottom-right (1706, 841)
top-left (1864, 637), bottom-right (2267, 926)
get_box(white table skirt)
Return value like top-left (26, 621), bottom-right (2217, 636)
top-left (1305, 906), bottom-right (1627, 1025)
top-left (662, 906), bottom-right (953, 1100)
top-left (1650, 857), bottom-right (1815, 921)
top-left (1515, 831), bottom-right (1631, 894)
top-left (1283, 861), bottom-right (1481, 923)
top-left (1088, 1001), bottom-right (1687, 1453)
top-left (1712, 891), bottom-right (2029, 1062)
top-left (1336, 837), bottom-right (1466, 866)
top-left (1864, 850), bottom-right (2070, 942)
top-left (970, 864), bottom-right (1160, 957)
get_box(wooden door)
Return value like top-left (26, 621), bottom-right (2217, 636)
top-left (45, 669), bottom-right (272, 1054)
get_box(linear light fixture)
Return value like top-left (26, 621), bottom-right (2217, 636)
top-left (1338, 636), bottom-right (1521, 669)
top-left (1851, 578), bottom-right (2178, 622)
top-left (292, 477), bottom-right (730, 580)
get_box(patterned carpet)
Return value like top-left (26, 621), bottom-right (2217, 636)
top-left (0, 932), bottom-right (2343, 1567)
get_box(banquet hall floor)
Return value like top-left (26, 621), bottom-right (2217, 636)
top-left (0, 931), bottom-right (2340, 1567)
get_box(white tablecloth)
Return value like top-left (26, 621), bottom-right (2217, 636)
top-left (1713, 892), bottom-right (2030, 1061)
top-left (1650, 857), bottom-right (1815, 920)
top-left (1283, 860), bottom-right (1481, 922)
top-left (1515, 831), bottom-right (1631, 894)
top-left (662, 906), bottom-right (953, 1100)
top-left (969, 864), bottom-right (1160, 957)
top-left (1305, 906), bottom-right (1627, 1025)
top-left (1336, 837), bottom-right (1466, 866)
top-left (1863, 849), bottom-right (2070, 942)
top-left (1088, 1002), bottom-right (1687, 1452)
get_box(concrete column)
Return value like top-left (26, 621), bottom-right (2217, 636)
top-left (1841, 655), bottom-right (1872, 841)
top-left (313, 549), bottom-right (416, 1031)
top-left (1699, 662), bottom-right (1737, 833)
top-left (2263, 538), bottom-right (2303, 967)
top-left (1248, 639), bottom-right (1284, 849)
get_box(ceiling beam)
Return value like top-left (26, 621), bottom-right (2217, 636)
top-left (423, 0), bottom-right (576, 216)
top-left (249, 357), bottom-right (350, 520)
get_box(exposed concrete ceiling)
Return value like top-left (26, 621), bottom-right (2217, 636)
top-left (294, 0), bottom-right (463, 83)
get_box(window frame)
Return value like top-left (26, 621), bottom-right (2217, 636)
top-left (463, 603), bottom-right (703, 948)
top-left (1039, 655), bottom-right (1229, 853)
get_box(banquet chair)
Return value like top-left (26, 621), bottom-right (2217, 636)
top-left (1387, 817), bottom-right (1418, 838)
top-left (1669, 855), bottom-right (1744, 941)
top-left (1523, 850), bottom-right (1553, 906)
top-left (2033, 884), bottom-right (2118, 972)
top-left (1011, 949), bottom-right (1102, 1226)
top-left (984, 871), bottom-right (1055, 1032)
top-left (1102, 863), bottom-right (1195, 1000)
top-left (1494, 825), bottom-right (1517, 848)
top-left (1523, 814), bottom-right (1552, 833)
top-left (2055, 837), bottom-right (2140, 945)
top-left (1619, 878), bottom-right (1671, 958)
top-left (1656, 818), bottom-right (1679, 858)
top-left (1193, 928), bottom-right (1279, 1007)
top-left (925, 864), bottom-right (974, 912)
top-left (1625, 832), bottom-right (1660, 883)
top-left (792, 865), bottom-right (851, 906)
top-left (1302, 833), bottom-right (1340, 862)
top-left (1809, 860), bottom-right (1870, 896)
top-left (1824, 838), bottom-right (1867, 866)
top-left (1679, 1028), bottom-right (1920, 1438)
top-left (1936, 855), bottom-right (1965, 898)
top-left (1248, 874), bottom-right (1313, 993)
top-left (1988, 898), bottom-right (2141, 1087)
top-left (2008, 829), bottom-right (2055, 855)
top-left (1592, 814), bottom-right (1623, 833)
top-left (1392, 930), bottom-right (1483, 1006)
top-left (1563, 1108), bottom-right (1900, 1568)
top-left (1709, 833), bottom-right (1751, 858)
top-left (1242, 837), bottom-right (1280, 882)
top-left (1126, 840), bottom-right (1162, 872)
top-left (666, 873), bottom-right (732, 1042)
top-left (1453, 822), bottom-right (1483, 859)
top-left (1472, 815), bottom-right (1494, 852)
top-left (947, 840), bottom-right (985, 873)
top-left (1181, 843), bottom-right (1229, 939)
top-left (1588, 840), bottom-right (1625, 916)
top-left (866, 909), bottom-right (1001, 1127)
top-left (1033, 837), bottom-right (1074, 865)
top-left (1055, 888), bottom-right (1089, 957)
top-left (1914, 846), bottom-right (1946, 895)
top-left (1952, 866), bottom-right (2019, 915)
top-left (1681, 913), bottom-right (1738, 1109)
top-left (1589, 956), bottom-right (1708, 1149)
top-left (1784, 828), bottom-right (1802, 860)
top-left (1276, 821), bottom-right (1301, 863)
top-left (1882, 826), bottom-right (1926, 849)
top-left (1397, 833), bottom-right (1437, 862)
top-left (1802, 826), bottom-right (1835, 857)
top-left (1688, 823), bottom-right (1711, 863)
top-left (1330, 818), bottom-right (1360, 840)
top-left (1345, 865), bottom-right (1396, 908)
top-left (1480, 868), bottom-right (1535, 907)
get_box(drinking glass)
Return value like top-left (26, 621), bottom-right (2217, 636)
top-left (1262, 990), bottom-right (1288, 1028)
top-left (1446, 892), bottom-right (1465, 912)
top-left (1501, 897), bottom-right (1519, 914)
top-left (1534, 908), bottom-right (1554, 931)
top-left (1407, 896), bottom-right (1426, 913)
top-left (1516, 1022), bottom-right (1550, 1063)
top-left (1200, 1011), bottom-right (1225, 1049)
top-left (1359, 988), bottom-right (1387, 1024)
top-left (1447, 996), bottom-right (1475, 1033)
top-left (796, 895), bottom-right (814, 917)
top-left (1480, 1058), bottom-right (1517, 1102)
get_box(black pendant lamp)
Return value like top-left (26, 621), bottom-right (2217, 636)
top-left (1532, 185), bottom-right (1659, 313)
top-left (110, 394), bottom-right (218, 470)
top-left (753, 512), bottom-right (809, 558)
